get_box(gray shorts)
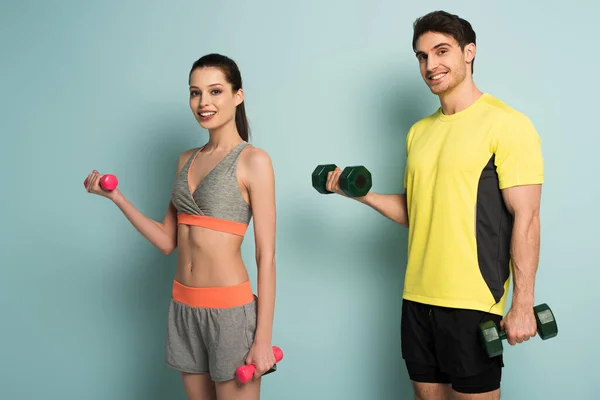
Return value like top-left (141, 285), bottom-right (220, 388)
top-left (165, 279), bottom-right (258, 382)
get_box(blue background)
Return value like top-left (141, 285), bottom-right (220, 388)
top-left (1, 1), bottom-right (596, 399)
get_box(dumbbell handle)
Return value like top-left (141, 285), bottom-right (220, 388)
top-left (235, 346), bottom-right (284, 384)
top-left (495, 302), bottom-right (555, 341)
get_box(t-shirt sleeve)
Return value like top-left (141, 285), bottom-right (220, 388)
top-left (494, 112), bottom-right (544, 189)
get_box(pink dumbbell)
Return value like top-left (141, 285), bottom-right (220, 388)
top-left (84, 174), bottom-right (118, 191)
top-left (235, 346), bottom-right (284, 384)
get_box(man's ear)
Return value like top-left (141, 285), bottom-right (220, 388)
top-left (464, 43), bottom-right (476, 64)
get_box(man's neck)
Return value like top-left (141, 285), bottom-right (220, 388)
top-left (439, 80), bottom-right (483, 115)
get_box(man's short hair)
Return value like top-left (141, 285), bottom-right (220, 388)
top-left (412, 10), bottom-right (477, 73)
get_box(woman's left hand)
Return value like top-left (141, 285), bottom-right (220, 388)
top-left (245, 341), bottom-right (276, 379)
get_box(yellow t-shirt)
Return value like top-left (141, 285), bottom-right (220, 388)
top-left (403, 93), bottom-right (544, 316)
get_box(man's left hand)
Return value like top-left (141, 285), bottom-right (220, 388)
top-left (500, 304), bottom-right (537, 346)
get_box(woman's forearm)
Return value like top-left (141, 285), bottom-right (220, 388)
top-left (254, 255), bottom-right (276, 344)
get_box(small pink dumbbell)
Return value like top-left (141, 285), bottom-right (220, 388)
top-left (235, 346), bottom-right (284, 384)
top-left (84, 174), bottom-right (118, 191)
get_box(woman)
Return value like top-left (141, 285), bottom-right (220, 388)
top-left (85, 53), bottom-right (277, 400)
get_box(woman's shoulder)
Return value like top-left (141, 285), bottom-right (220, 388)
top-left (238, 143), bottom-right (274, 183)
top-left (240, 143), bottom-right (272, 168)
top-left (179, 147), bottom-right (199, 159)
top-left (174, 147), bottom-right (200, 174)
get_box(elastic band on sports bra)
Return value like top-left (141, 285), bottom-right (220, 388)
top-left (177, 213), bottom-right (248, 236)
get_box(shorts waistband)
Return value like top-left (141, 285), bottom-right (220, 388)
top-left (172, 279), bottom-right (254, 308)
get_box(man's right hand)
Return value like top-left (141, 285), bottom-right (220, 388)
top-left (325, 167), bottom-right (347, 197)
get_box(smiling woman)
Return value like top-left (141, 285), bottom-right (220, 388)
top-left (188, 54), bottom-right (250, 142)
top-left (84, 53), bottom-right (278, 400)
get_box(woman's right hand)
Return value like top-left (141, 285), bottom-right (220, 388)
top-left (84, 170), bottom-right (120, 200)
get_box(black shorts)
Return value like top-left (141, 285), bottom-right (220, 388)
top-left (401, 299), bottom-right (504, 394)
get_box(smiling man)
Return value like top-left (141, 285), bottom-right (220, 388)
top-left (400, 11), bottom-right (545, 399)
top-left (324, 9), bottom-right (544, 400)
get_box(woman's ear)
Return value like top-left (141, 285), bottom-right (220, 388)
top-left (235, 88), bottom-right (244, 106)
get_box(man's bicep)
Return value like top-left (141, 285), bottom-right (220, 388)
top-left (501, 184), bottom-right (542, 216)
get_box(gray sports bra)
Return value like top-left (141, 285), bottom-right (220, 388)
top-left (171, 141), bottom-right (252, 236)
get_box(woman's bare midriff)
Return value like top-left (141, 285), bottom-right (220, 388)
top-left (174, 225), bottom-right (250, 288)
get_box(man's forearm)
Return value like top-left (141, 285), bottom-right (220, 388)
top-left (510, 212), bottom-right (540, 307)
top-left (355, 192), bottom-right (409, 227)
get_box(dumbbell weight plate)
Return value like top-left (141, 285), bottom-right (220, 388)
top-left (479, 320), bottom-right (504, 358)
top-left (534, 303), bottom-right (558, 340)
top-left (339, 166), bottom-right (372, 197)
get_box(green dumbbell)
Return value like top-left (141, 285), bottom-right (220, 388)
top-left (311, 164), bottom-right (372, 197)
top-left (479, 303), bottom-right (558, 358)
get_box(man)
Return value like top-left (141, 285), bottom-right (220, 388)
top-left (325, 10), bottom-right (543, 400)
